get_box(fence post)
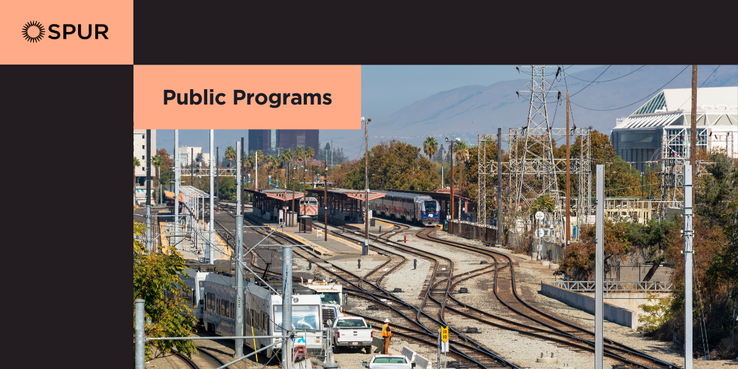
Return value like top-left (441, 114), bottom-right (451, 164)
top-left (135, 299), bottom-right (145, 369)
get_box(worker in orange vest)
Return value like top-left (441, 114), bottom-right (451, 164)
top-left (381, 318), bottom-right (392, 354)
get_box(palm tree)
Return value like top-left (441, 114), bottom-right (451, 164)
top-left (152, 154), bottom-right (163, 205)
top-left (282, 149), bottom-right (293, 189)
top-left (454, 141), bottom-right (469, 192)
top-left (294, 147), bottom-right (304, 189)
top-left (133, 156), bottom-right (141, 206)
top-left (224, 145), bottom-right (236, 168)
top-left (305, 147), bottom-right (315, 187)
top-left (423, 137), bottom-right (439, 162)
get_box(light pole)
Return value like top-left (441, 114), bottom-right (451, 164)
top-left (445, 137), bottom-right (460, 232)
top-left (363, 117), bottom-right (370, 255)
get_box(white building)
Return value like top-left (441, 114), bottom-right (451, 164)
top-left (133, 129), bottom-right (157, 204)
top-left (178, 146), bottom-right (210, 167)
top-left (611, 86), bottom-right (738, 173)
top-left (133, 129), bottom-right (157, 183)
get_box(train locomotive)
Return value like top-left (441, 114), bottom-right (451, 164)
top-left (369, 191), bottom-right (440, 226)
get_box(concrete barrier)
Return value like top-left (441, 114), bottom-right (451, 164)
top-left (541, 282), bottom-right (635, 329)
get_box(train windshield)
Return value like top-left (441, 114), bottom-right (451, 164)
top-left (424, 201), bottom-right (437, 213)
top-left (317, 292), bottom-right (340, 305)
top-left (274, 305), bottom-right (320, 331)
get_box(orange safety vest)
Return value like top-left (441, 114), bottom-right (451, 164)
top-left (381, 323), bottom-right (392, 338)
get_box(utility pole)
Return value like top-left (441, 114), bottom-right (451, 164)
top-left (446, 137), bottom-right (457, 233)
top-left (191, 147), bottom-right (194, 186)
top-left (174, 130), bottom-right (180, 249)
top-left (566, 92), bottom-right (571, 245)
top-left (146, 129), bottom-right (152, 252)
top-left (209, 130), bottom-right (214, 265)
top-left (684, 164), bottom-right (694, 369)
top-left (595, 164), bottom-right (604, 369)
top-left (496, 128), bottom-right (502, 247)
top-left (324, 160), bottom-right (328, 241)
top-left (690, 65), bottom-right (698, 206)
top-left (235, 139), bottom-right (244, 357)
top-left (255, 150), bottom-right (259, 192)
top-left (292, 163), bottom-right (296, 227)
top-left (363, 117), bottom-right (370, 255)
top-left (282, 244), bottom-right (294, 369)
top-left (216, 147), bottom-right (220, 209)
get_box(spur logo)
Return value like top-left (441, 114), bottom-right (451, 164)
top-left (22, 21), bottom-right (109, 43)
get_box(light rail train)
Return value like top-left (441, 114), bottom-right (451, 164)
top-left (201, 278), bottom-right (324, 358)
top-left (369, 191), bottom-right (440, 226)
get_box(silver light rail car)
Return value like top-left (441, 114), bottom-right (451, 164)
top-left (369, 191), bottom-right (440, 226)
top-left (202, 278), bottom-right (324, 358)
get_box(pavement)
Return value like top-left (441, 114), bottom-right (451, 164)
top-left (157, 209), bottom-right (231, 262)
top-left (243, 209), bottom-right (392, 257)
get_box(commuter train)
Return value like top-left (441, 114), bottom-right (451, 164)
top-left (202, 278), bottom-right (324, 358)
top-left (299, 197), bottom-right (319, 216)
top-left (369, 191), bottom-right (440, 226)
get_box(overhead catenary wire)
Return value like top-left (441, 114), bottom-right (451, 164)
top-left (675, 65), bottom-right (722, 111)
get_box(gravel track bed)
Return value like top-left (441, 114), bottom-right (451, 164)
top-left (434, 230), bottom-right (733, 368)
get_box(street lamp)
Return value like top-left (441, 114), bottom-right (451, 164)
top-left (362, 117), bottom-right (370, 255)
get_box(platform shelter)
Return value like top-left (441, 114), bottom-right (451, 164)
top-left (246, 188), bottom-right (304, 225)
top-left (307, 188), bottom-right (385, 224)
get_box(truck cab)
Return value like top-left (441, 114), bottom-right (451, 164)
top-left (302, 282), bottom-right (345, 327)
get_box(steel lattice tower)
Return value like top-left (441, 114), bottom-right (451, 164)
top-left (511, 66), bottom-right (561, 220)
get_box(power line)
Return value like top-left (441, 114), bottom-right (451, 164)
top-left (566, 65), bottom-right (646, 83)
top-left (675, 65), bottom-right (722, 111)
top-left (569, 65), bottom-right (691, 112)
top-left (570, 65), bottom-right (611, 98)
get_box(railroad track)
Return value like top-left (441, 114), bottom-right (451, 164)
top-left (417, 228), bottom-right (682, 369)
top-left (214, 211), bottom-right (513, 368)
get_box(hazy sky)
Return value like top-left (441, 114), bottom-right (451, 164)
top-left (361, 65), bottom-right (600, 118)
top-left (155, 65), bottom-right (601, 154)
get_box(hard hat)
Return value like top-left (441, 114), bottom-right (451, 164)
top-left (384, 318), bottom-right (389, 323)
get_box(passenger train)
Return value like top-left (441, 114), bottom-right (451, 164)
top-left (201, 277), bottom-right (324, 358)
top-left (369, 191), bottom-right (440, 226)
top-left (299, 197), bottom-right (319, 216)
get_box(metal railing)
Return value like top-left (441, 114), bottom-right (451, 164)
top-left (547, 280), bottom-right (672, 293)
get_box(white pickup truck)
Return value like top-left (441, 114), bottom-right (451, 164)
top-left (331, 316), bottom-right (373, 354)
top-left (363, 354), bottom-right (415, 369)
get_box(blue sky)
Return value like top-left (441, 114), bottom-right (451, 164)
top-left (361, 65), bottom-right (600, 118)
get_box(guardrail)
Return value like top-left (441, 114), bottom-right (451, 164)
top-left (547, 280), bottom-right (672, 293)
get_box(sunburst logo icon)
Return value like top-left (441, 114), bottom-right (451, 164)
top-left (22, 21), bottom-right (45, 43)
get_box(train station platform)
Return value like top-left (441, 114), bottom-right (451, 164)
top-left (157, 210), bottom-right (231, 263)
top-left (242, 207), bottom-right (388, 256)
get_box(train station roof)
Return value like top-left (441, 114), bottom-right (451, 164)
top-left (245, 188), bottom-right (304, 202)
top-left (307, 188), bottom-right (386, 202)
top-left (163, 190), bottom-right (183, 202)
top-left (179, 186), bottom-right (213, 200)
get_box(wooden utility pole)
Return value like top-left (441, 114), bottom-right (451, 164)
top-left (450, 141), bottom-right (455, 232)
top-left (364, 118), bottom-right (370, 255)
top-left (566, 91), bottom-right (571, 244)
top-left (690, 65), bottom-right (698, 206)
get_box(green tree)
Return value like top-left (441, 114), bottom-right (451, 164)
top-left (224, 145), bottom-right (236, 168)
top-left (152, 154), bottom-right (163, 204)
top-left (423, 136), bottom-right (439, 162)
top-left (133, 217), bottom-right (197, 361)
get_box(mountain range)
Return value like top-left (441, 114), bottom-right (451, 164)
top-left (322, 65), bottom-right (737, 158)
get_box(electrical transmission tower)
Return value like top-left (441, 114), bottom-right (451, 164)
top-left (511, 65), bottom-right (562, 222)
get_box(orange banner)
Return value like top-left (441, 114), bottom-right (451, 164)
top-left (0, 1), bottom-right (133, 65)
top-left (134, 65), bottom-right (361, 130)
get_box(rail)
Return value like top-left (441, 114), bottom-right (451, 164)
top-left (547, 280), bottom-right (672, 293)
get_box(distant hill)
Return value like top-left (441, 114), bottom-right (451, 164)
top-left (322, 65), bottom-right (737, 158)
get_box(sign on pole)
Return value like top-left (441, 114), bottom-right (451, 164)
top-left (441, 326), bottom-right (448, 342)
top-left (535, 211), bottom-right (545, 221)
top-left (535, 228), bottom-right (545, 238)
top-left (440, 341), bottom-right (449, 353)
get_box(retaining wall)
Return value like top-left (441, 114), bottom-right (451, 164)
top-left (448, 222), bottom-right (497, 245)
top-left (541, 282), bottom-right (636, 329)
